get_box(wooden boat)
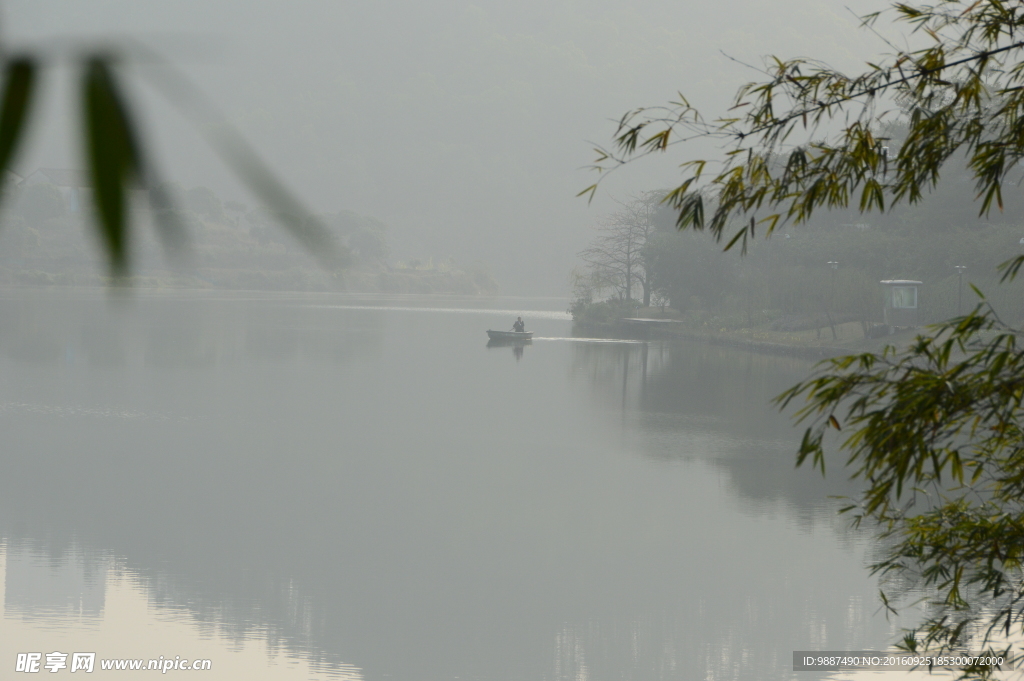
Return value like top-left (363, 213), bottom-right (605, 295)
top-left (486, 330), bottom-right (533, 341)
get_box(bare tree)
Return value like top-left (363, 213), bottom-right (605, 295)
top-left (578, 192), bottom-right (660, 307)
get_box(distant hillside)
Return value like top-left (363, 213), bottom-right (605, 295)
top-left (0, 181), bottom-right (498, 295)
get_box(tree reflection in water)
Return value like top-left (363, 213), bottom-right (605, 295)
top-left (0, 293), bottom-right (900, 681)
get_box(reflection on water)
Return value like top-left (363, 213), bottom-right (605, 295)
top-left (0, 542), bottom-right (362, 680)
top-left (486, 337), bottom-right (531, 362)
top-left (0, 290), bottom-right (909, 680)
top-left (568, 341), bottom-right (858, 519)
top-left (4, 543), bottom-right (107, 623)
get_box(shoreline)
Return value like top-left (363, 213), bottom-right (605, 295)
top-left (573, 317), bottom-right (919, 361)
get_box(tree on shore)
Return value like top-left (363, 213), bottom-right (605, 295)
top-left (578, 192), bottom-right (661, 307)
top-left (588, 0), bottom-right (1024, 676)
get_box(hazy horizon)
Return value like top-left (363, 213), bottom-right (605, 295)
top-left (5, 0), bottom-right (886, 294)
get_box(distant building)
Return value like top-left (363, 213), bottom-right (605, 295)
top-left (881, 279), bottom-right (922, 328)
top-left (22, 168), bottom-right (92, 212)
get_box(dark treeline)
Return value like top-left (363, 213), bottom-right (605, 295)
top-left (574, 151), bottom-right (1024, 331)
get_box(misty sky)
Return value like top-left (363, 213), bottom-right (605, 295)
top-left (7, 0), bottom-right (888, 294)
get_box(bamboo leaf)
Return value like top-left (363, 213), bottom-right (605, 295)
top-left (82, 56), bottom-right (139, 276)
top-left (208, 130), bottom-right (338, 266)
top-left (146, 180), bottom-right (189, 256)
top-left (137, 59), bottom-right (339, 267)
top-left (0, 57), bottom-right (36, 209)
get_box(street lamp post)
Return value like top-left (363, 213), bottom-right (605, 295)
top-left (827, 261), bottom-right (839, 310)
top-left (955, 265), bottom-right (966, 316)
top-left (826, 260), bottom-right (839, 340)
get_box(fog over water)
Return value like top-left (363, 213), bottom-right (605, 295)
top-left (0, 289), bottom-right (928, 680)
top-left (0, 3), bottom-right (941, 679)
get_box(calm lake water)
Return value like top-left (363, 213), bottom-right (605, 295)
top-left (0, 289), bottom-right (912, 680)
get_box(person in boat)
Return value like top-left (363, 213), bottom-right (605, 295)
top-left (511, 317), bottom-right (525, 332)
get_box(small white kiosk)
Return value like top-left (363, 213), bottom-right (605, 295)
top-left (881, 279), bottom-right (922, 328)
